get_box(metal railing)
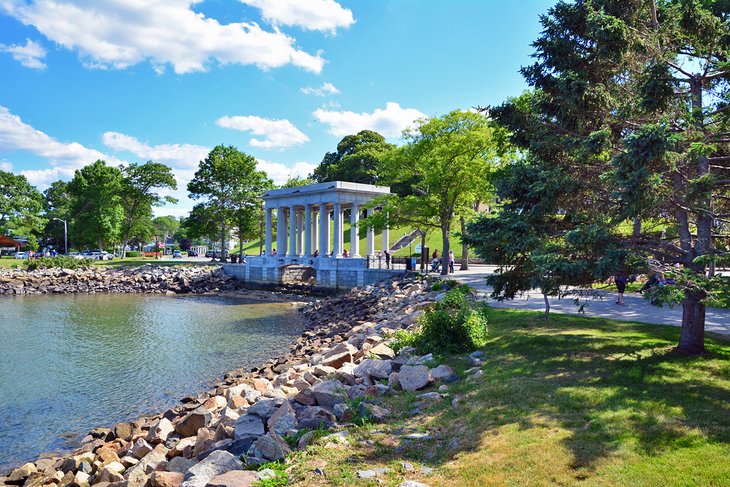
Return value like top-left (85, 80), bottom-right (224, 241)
top-left (366, 255), bottom-right (406, 270)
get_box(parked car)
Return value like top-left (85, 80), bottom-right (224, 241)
top-left (173, 250), bottom-right (182, 259)
top-left (187, 250), bottom-right (198, 257)
top-left (14, 251), bottom-right (28, 259)
top-left (205, 251), bottom-right (214, 258)
top-left (99, 251), bottom-right (114, 261)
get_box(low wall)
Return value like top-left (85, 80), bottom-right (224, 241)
top-left (222, 256), bottom-right (404, 289)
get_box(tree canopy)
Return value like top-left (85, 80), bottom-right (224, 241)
top-left (311, 130), bottom-right (395, 184)
top-left (0, 170), bottom-right (44, 241)
top-left (466, 0), bottom-right (730, 354)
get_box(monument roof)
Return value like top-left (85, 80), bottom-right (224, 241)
top-left (262, 181), bottom-right (390, 208)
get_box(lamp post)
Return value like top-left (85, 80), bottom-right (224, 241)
top-left (53, 218), bottom-right (67, 255)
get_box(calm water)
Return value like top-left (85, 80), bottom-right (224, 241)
top-left (0, 294), bottom-right (303, 471)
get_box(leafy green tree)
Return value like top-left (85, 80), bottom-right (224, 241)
top-left (119, 162), bottom-right (177, 257)
top-left (0, 170), bottom-right (45, 240)
top-left (68, 160), bottom-right (124, 250)
top-left (281, 176), bottom-right (314, 188)
top-left (153, 215), bottom-right (180, 240)
top-left (382, 110), bottom-right (503, 275)
top-left (42, 180), bottom-right (72, 250)
top-left (467, 0), bottom-right (729, 354)
top-left (185, 203), bottom-right (219, 244)
top-left (188, 145), bottom-right (271, 261)
top-left (311, 130), bottom-right (395, 184)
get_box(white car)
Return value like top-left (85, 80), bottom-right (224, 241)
top-left (14, 251), bottom-right (28, 259)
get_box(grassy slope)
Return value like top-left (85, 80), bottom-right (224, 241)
top-left (289, 308), bottom-right (730, 486)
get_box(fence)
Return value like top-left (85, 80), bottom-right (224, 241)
top-left (366, 255), bottom-right (407, 270)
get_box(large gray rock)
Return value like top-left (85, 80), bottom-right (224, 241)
top-left (130, 438), bottom-right (153, 460)
top-left (247, 432), bottom-right (291, 462)
top-left (146, 418), bottom-right (174, 444)
top-left (175, 406), bottom-right (212, 437)
top-left (321, 343), bottom-right (357, 368)
top-left (125, 444), bottom-right (169, 487)
top-left (296, 406), bottom-right (336, 430)
top-left (247, 398), bottom-right (281, 419)
top-left (181, 450), bottom-right (243, 487)
top-left (430, 364), bottom-right (456, 382)
top-left (310, 380), bottom-right (346, 407)
top-left (369, 343), bottom-right (396, 360)
top-left (398, 365), bottom-right (432, 391)
top-left (205, 470), bottom-right (259, 487)
top-left (293, 387), bottom-right (317, 406)
top-left (354, 359), bottom-right (392, 380)
top-left (233, 414), bottom-right (264, 441)
top-left (266, 401), bottom-right (298, 435)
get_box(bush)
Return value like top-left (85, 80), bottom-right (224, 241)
top-left (24, 256), bottom-right (94, 271)
top-left (413, 285), bottom-right (488, 355)
top-left (126, 251), bottom-right (140, 257)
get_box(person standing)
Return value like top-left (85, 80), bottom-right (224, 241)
top-left (384, 249), bottom-right (391, 269)
top-left (448, 250), bottom-right (455, 273)
top-left (614, 274), bottom-right (628, 305)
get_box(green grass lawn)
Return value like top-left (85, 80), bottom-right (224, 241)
top-left (289, 308), bottom-right (730, 486)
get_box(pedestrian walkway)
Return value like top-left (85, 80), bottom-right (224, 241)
top-left (443, 265), bottom-right (730, 337)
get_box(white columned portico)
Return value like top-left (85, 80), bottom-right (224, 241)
top-left (311, 208), bottom-right (318, 253)
top-left (289, 207), bottom-right (297, 256)
top-left (366, 208), bottom-right (375, 256)
top-left (276, 207), bottom-right (286, 256)
top-left (265, 207), bottom-right (272, 255)
top-left (304, 205), bottom-right (312, 256)
top-left (333, 202), bottom-right (342, 257)
top-left (350, 204), bottom-right (360, 257)
top-left (382, 222), bottom-right (390, 253)
top-left (319, 205), bottom-right (329, 256)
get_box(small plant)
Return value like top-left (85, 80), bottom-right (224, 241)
top-left (254, 461), bottom-right (289, 487)
top-left (413, 286), bottom-right (489, 355)
top-left (283, 426), bottom-right (328, 450)
top-left (126, 251), bottom-right (140, 257)
top-left (388, 329), bottom-right (418, 355)
top-left (345, 395), bottom-right (376, 426)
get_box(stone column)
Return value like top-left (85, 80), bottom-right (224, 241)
top-left (366, 208), bottom-right (375, 256)
top-left (333, 202), bottom-right (342, 257)
top-left (350, 204), bottom-right (360, 257)
top-left (265, 207), bottom-right (272, 256)
top-left (311, 208), bottom-right (318, 253)
top-left (319, 205), bottom-right (329, 256)
top-left (276, 207), bottom-right (287, 256)
top-left (289, 207), bottom-right (297, 257)
top-left (382, 220), bottom-right (390, 252)
top-left (304, 205), bottom-right (312, 256)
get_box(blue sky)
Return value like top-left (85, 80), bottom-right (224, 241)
top-left (0, 0), bottom-right (555, 216)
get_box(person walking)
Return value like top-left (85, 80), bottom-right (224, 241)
top-left (448, 250), bottom-right (455, 273)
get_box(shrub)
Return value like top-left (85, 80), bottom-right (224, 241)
top-left (388, 329), bottom-right (419, 354)
top-left (413, 285), bottom-right (488, 355)
top-left (126, 251), bottom-right (140, 258)
top-left (24, 256), bottom-right (94, 271)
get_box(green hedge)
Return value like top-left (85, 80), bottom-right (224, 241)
top-left (24, 256), bottom-right (94, 271)
top-left (126, 251), bottom-right (140, 257)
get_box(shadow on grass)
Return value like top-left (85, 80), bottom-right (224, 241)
top-left (357, 308), bottom-right (730, 478)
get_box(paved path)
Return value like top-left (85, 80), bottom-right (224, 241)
top-left (441, 265), bottom-right (730, 337)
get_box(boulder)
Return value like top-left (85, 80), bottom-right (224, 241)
top-left (114, 422), bottom-right (134, 441)
top-left (311, 365), bottom-right (337, 378)
top-left (175, 406), bottom-right (212, 437)
top-left (321, 343), bottom-right (357, 368)
top-left (293, 388), bottom-right (317, 406)
top-left (247, 398), bottom-right (281, 419)
top-left (247, 432), bottom-right (290, 462)
top-left (354, 359), bottom-right (392, 380)
top-left (204, 470), bottom-right (259, 487)
top-left (266, 401), bottom-right (298, 435)
top-left (368, 343), bottom-right (396, 360)
top-left (398, 365), bottom-right (432, 391)
top-left (233, 414), bottom-right (265, 441)
top-left (125, 444), bottom-right (169, 487)
top-left (359, 403), bottom-right (391, 422)
top-left (130, 438), bottom-right (153, 460)
top-left (296, 406), bottom-right (336, 430)
top-left (310, 380), bottom-right (346, 407)
top-left (181, 450), bottom-right (243, 487)
top-left (430, 364), bottom-right (456, 382)
top-left (166, 457), bottom-right (196, 475)
top-left (8, 463), bottom-right (37, 483)
top-left (150, 471), bottom-right (184, 487)
top-left (146, 418), bottom-right (175, 445)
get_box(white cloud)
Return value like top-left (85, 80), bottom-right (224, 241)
top-left (217, 115), bottom-right (310, 150)
top-left (240, 0), bottom-right (354, 34)
top-left (256, 159), bottom-right (316, 185)
top-left (20, 166), bottom-right (77, 187)
top-left (313, 102), bottom-right (426, 138)
top-left (0, 161), bottom-right (12, 171)
top-left (102, 132), bottom-right (209, 168)
top-left (0, 1), bottom-right (324, 74)
top-left (301, 82), bottom-right (340, 97)
top-left (0, 38), bottom-right (47, 69)
top-left (0, 105), bottom-right (109, 169)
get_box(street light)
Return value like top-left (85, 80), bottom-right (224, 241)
top-left (53, 218), bottom-right (67, 255)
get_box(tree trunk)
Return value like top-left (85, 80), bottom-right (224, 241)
top-left (98, 236), bottom-right (103, 252)
top-left (460, 215), bottom-right (469, 271)
top-left (677, 291), bottom-right (706, 354)
top-left (441, 222), bottom-right (450, 276)
top-left (238, 232), bottom-right (243, 260)
top-left (220, 223), bottom-right (226, 263)
top-left (419, 231), bottom-right (427, 272)
top-left (632, 217), bottom-right (641, 238)
top-left (543, 292), bottom-right (550, 317)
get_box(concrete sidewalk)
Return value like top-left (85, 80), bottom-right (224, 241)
top-left (440, 265), bottom-right (730, 337)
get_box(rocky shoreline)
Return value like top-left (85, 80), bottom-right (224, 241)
top-left (0, 266), bottom-right (245, 295)
top-left (1, 275), bottom-right (444, 487)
